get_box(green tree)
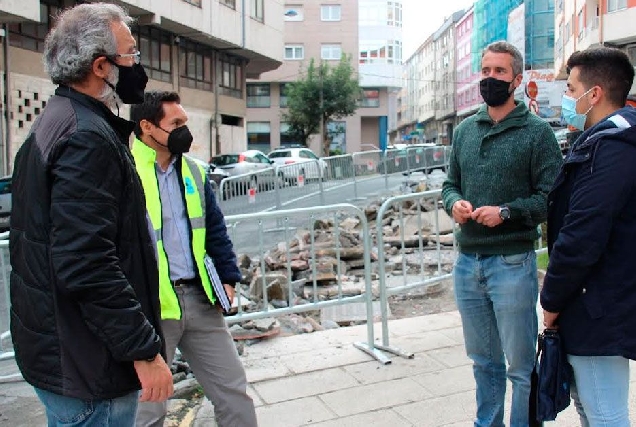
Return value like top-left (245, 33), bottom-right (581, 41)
top-left (282, 56), bottom-right (362, 156)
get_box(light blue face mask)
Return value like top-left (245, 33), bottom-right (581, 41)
top-left (561, 88), bottom-right (593, 131)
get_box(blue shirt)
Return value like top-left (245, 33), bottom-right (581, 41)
top-left (156, 158), bottom-right (196, 281)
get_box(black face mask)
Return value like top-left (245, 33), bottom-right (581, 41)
top-left (480, 77), bottom-right (514, 107)
top-left (104, 59), bottom-right (148, 105)
top-left (154, 125), bottom-right (193, 154)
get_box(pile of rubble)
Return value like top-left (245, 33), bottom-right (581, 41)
top-left (226, 183), bottom-right (457, 339)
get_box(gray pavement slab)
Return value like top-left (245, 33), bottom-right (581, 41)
top-left (4, 308), bottom-right (636, 427)
top-left (190, 309), bottom-right (636, 427)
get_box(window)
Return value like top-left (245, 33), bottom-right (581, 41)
top-left (321, 5), bottom-right (341, 21)
top-left (387, 2), bottom-right (402, 27)
top-left (133, 26), bottom-right (172, 83)
top-left (182, 0), bottom-right (201, 6)
top-left (279, 83), bottom-right (289, 107)
top-left (360, 89), bottom-right (380, 108)
top-left (280, 123), bottom-right (298, 146)
top-left (221, 0), bottom-right (236, 9)
top-left (8, 0), bottom-right (62, 53)
top-left (179, 38), bottom-right (213, 91)
top-left (247, 84), bottom-right (270, 107)
top-left (321, 44), bottom-right (342, 60)
top-left (220, 53), bottom-right (243, 98)
top-left (284, 45), bottom-right (304, 60)
top-left (608, 0), bottom-right (627, 12)
top-left (247, 122), bottom-right (271, 151)
top-left (284, 5), bottom-right (303, 21)
top-left (359, 40), bottom-right (402, 64)
top-left (251, 0), bottom-right (264, 22)
top-left (327, 121), bottom-right (346, 153)
top-left (578, 10), bottom-right (585, 39)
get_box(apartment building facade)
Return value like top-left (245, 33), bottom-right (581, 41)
top-left (430, 10), bottom-right (465, 145)
top-left (555, 0), bottom-right (636, 95)
top-left (246, 0), bottom-right (403, 154)
top-left (0, 0), bottom-right (283, 174)
top-left (455, 6), bottom-right (483, 119)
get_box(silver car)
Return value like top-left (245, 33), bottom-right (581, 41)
top-left (211, 150), bottom-right (274, 176)
top-left (211, 150), bottom-right (277, 196)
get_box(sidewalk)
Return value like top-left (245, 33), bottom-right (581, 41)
top-left (189, 310), bottom-right (636, 427)
top-left (2, 310), bottom-right (636, 426)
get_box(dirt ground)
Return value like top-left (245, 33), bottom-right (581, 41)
top-left (387, 278), bottom-right (457, 319)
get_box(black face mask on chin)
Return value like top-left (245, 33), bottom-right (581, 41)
top-left (104, 59), bottom-right (148, 105)
top-left (152, 125), bottom-right (194, 155)
top-left (479, 77), bottom-right (514, 107)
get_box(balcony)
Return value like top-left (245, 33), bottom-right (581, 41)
top-left (604, 6), bottom-right (636, 45)
top-left (0, 0), bottom-right (40, 22)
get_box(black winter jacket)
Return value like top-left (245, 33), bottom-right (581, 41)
top-left (541, 107), bottom-right (636, 359)
top-left (10, 86), bottom-right (164, 399)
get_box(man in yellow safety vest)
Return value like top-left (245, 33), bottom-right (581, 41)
top-left (131, 91), bottom-right (257, 427)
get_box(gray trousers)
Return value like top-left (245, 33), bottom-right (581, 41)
top-left (136, 285), bottom-right (257, 427)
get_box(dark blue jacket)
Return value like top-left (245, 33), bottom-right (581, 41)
top-left (541, 107), bottom-right (636, 359)
top-left (203, 178), bottom-right (242, 284)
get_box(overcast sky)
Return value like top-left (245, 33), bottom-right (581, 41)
top-left (402, 0), bottom-right (475, 59)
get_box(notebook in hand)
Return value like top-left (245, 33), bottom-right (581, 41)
top-left (203, 255), bottom-right (232, 313)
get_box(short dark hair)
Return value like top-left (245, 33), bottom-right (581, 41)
top-left (131, 91), bottom-right (181, 138)
top-left (566, 47), bottom-right (635, 107)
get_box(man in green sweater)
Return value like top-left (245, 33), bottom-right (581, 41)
top-left (442, 41), bottom-right (562, 427)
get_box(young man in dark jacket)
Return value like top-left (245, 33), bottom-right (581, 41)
top-left (10, 4), bottom-right (173, 426)
top-left (131, 91), bottom-right (257, 427)
top-left (442, 41), bottom-right (563, 426)
top-left (541, 47), bottom-right (636, 426)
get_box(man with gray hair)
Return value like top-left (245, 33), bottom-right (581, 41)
top-left (10, 3), bottom-right (173, 425)
top-left (442, 41), bottom-right (562, 426)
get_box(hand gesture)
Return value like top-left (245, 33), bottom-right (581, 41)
top-left (452, 200), bottom-right (474, 224)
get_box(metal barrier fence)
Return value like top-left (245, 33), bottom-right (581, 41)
top-left (215, 146), bottom-right (452, 214)
top-left (0, 235), bottom-right (21, 383)
top-left (224, 204), bottom-right (390, 363)
top-left (0, 194), bottom-right (550, 377)
top-left (372, 190), bottom-right (455, 360)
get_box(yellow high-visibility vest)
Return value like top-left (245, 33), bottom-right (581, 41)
top-left (132, 138), bottom-right (215, 320)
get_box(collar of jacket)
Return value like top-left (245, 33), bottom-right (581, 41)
top-left (475, 100), bottom-right (530, 132)
top-left (54, 85), bottom-right (135, 142)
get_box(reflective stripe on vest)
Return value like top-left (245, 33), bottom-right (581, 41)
top-left (132, 140), bottom-right (216, 320)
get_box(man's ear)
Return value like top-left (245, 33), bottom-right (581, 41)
top-left (589, 86), bottom-right (603, 106)
top-left (513, 73), bottom-right (524, 89)
top-left (92, 56), bottom-right (110, 80)
top-left (139, 119), bottom-right (153, 135)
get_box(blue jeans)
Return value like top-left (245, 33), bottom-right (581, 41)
top-left (454, 251), bottom-right (538, 427)
top-left (568, 355), bottom-right (630, 427)
top-left (35, 387), bottom-right (138, 427)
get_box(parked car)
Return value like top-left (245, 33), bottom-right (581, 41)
top-left (210, 150), bottom-right (277, 195)
top-left (211, 150), bottom-right (274, 177)
top-left (188, 157), bottom-right (230, 187)
top-left (553, 127), bottom-right (582, 156)
top-left (0, 176), bottom-right (11, 232)
top-left (207, 164), bottom-right (230, 186)
top-left (553, 128), bottom-right (570, 155)
top-left (267, 146), bottom-right (328, 182)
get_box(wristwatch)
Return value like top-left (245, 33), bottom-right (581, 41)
top-left (499, 205), bottom-right (511, 221)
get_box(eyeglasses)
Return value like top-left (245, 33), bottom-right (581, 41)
top-left (114, 51), bottom-right (141, 65)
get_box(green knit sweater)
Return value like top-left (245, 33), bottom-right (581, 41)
top-left (442, 101), bottom-right (563, 255)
